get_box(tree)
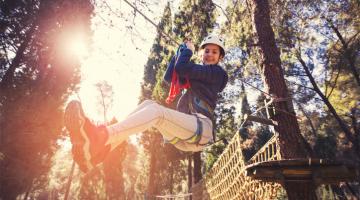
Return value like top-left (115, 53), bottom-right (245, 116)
top-left (96, 81), bottom-right (127, 199)
top-left (0, 0), bottom-right (93, 199)
top-left (251, 0), bottom-right (315, 198)
top-left (95, 81), bottom-right (114, 124)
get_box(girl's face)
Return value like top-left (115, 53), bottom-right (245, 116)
top-left (201, 44), bottom-right (223, 65)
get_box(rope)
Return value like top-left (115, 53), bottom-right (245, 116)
top-left (121, 0), bottom-right (180, 46)
top-left (208, 78), bottom-right (302, 147)
top-left (239, 78), bottom-right (272, 97)
top-left (238, 78), bottom-right (302, 119)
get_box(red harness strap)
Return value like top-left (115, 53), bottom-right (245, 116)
top-left (166, 70), bottom-right (190, 104)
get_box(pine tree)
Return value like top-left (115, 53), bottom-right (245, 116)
top-left (0, 0), bottom-right (93, 199)
top-left (173, 0), bottom-right (216, 45)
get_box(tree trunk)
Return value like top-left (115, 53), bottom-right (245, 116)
top-left (147, 150), bottom-right (156, 196)
top-left (284, 182), bottom-right (317, 200)
top-left (252, 0), bottom-right (308, 159)
top-left (252, 0), bottom-right (315, 198)
top-left (147, 135), bottom-right (160, 196)
top-left (187, 155), bottom-right (192, 200)
top-left (193, 152), bottom-right (202, 184)
top-left (23, 184), bottom-right (32, 200)
top-left (103, 144), bottom-right (126, 200)
top-left (64, 161), bottom-right (76, 200)
top-left (169, 162), bottom-right (174, 195)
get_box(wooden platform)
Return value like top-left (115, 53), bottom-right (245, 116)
top-left (245, 159), bottom-right (360, 185)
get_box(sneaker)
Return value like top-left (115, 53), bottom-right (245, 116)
top-left (64, 100), bottom-right (111, 173)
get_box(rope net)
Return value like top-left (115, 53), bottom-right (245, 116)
top-left (192, 133), bottom-right (284, 200)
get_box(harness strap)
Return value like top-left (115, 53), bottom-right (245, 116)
top-left (189, 97), bottom-right (214, 118)
top-left (189, 97), bottom-right (216, 144)
top-left (166, 115), bottom-right (204, 145)
top-left (166, 97), bottom-right (214, 146)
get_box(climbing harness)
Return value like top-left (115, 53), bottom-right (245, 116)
top-left (189, 96), bottom-right (214, 116)
top-left (165, 115), bottom-right (203, 145)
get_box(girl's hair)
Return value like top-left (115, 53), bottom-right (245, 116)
top-left (219, 48), bottom-right (225, 58)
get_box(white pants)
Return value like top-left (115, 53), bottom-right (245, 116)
top-left (106, 100), bottom-right (213, 152)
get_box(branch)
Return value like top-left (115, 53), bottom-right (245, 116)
top-left (213, 2), bottom-right (230, 22)
top-left (324, 54), bottom-right (331, 96)
top-left (350, 108), bottom-right (360, 139)
top-left (285, 80), bottom-right (316, 91)
top-left (121, 0), bottom-right (179, 45)
top-left (1, 45), bottom-right (10, 66)
top-left (1, 23), bottom-right (36, 89)
top-left (297, 54), bottom-right (356, 144)
top-left (346, 31), bottom-right (360, 46)
top-left (294, 100), bottom-right (318, 137)
top-left (326, 62), bottom-right (341, 99)
top-left (326, 18), bottom-right (360, 86)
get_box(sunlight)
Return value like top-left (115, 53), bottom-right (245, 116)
top-left (65, 34), bottom-right (89, 59)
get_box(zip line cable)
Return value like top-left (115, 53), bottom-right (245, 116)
top-left (121, 0), bottom-right (180, 46)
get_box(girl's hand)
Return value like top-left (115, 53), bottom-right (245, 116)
top-left (185, 40), bottom-right (195, 52)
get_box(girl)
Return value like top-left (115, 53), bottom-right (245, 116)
top-left (65, 35), bottom-right (228, 173)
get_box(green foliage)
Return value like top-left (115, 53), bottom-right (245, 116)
top-left (204, 92), bottom-right (239, 170)
top-left (173, 0), bottom-right (216, 44)
top-left (140, 3), bottom-right (173, 102)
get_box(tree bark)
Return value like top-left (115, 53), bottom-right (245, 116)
top-left (284, 182), bottom-right (317, 200)
top-left (252, 0), bottom-right (316, 198)
top-left (252, 0), bottom-right (308, 158)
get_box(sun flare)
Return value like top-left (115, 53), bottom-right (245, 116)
top-left (66, 35), bottom-right (88, 59)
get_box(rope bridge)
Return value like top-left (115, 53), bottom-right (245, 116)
top-left (191, 131), bottom-right (359, 199)
top-left (191, 133), bottom-right (284, 200)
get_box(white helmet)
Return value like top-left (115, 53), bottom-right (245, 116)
top-left (200, 35), bottom-right (225, 55)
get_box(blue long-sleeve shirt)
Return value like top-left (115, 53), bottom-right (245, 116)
top-left (164, 48), bottom-right (228, 119)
